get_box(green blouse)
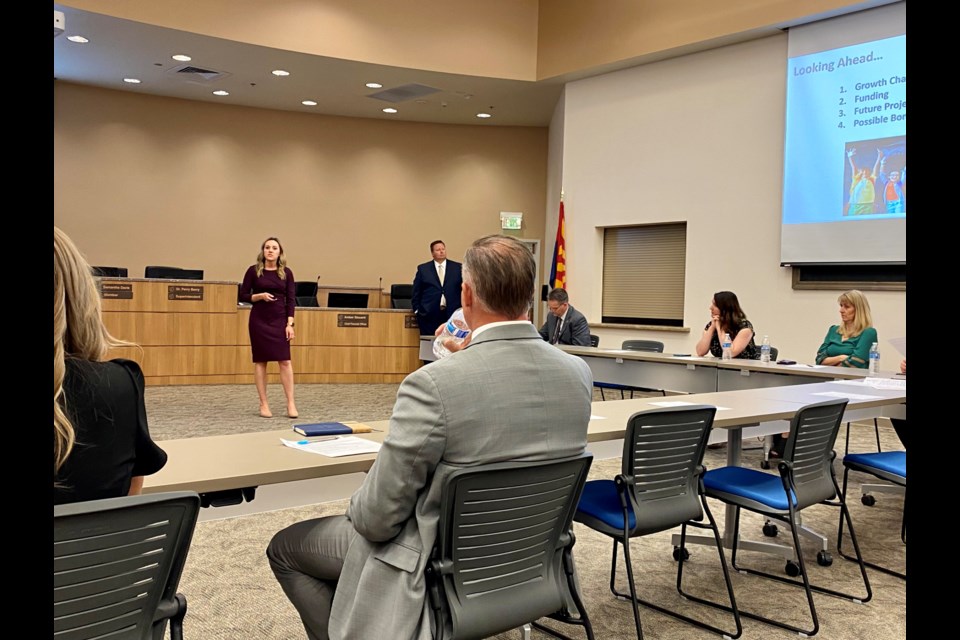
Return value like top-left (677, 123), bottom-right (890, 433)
top-left (815, 325), bottom-right (878, 368)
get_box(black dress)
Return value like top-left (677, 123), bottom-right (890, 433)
top-left (54, 358), bottom-right (167, 505)
top-left (705, 318), bottom-right (760, 359)
top-left (239, 266), bottom-right (296, 362)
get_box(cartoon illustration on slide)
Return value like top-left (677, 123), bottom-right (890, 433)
top-left (843, 137), bottom-right (905, 216)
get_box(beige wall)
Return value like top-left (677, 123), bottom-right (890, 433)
top-left (54, 82), bottom-right (548, 287)
top-left (60, 0), bottom-right (539, 80)
top-left (558, 34), bottom-right (906, 363)
top-left (536, 0), bottom-right (894, 80)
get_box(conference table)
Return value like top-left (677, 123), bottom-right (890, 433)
top-left (144, 379), bottom-right (905, 502)
top-left (560, 344), bottom-right (878, 394)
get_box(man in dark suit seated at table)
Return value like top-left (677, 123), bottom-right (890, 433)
top-left (266, 234), bottom-right (593, 640)
top-left (539, 287), bottom-right (592, 346)
top-left (411, 239), bottom-right (462, 337)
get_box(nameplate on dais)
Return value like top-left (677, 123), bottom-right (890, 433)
top-left (338, 314), bottom-right (369, 328)
top-left (168, 285), bottom-right (204, 301)
top-left (101, 282), bottom-right (133, 299)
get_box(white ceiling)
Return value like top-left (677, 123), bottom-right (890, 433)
top-left (53, 4), bottom-right (565, 127)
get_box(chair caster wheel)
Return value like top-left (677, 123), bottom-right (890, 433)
top-left (785, 560), bottom-right (801, 577)
top-left (760, 460), bottom-right (771, 470)
top-left (762, 523), bottom-right (778, 537)
top-left (673, 546), bottom-right (690, 561)
top-left (817, 550), bottom-right (833, 567)
top-left (861, 494), bottom-right (877, 507)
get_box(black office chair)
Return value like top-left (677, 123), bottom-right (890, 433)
top-left (703, 399), bottom-right (871, 637)
top-left (595, 340), bottom-right (668, 400)
top-left (91, 266), bottom-right (128, 278)
top-left (54, 491), bottom-right (201, 640)
top-left (574, 406), bottom-right (741, 640)
top-left (426, 453), bottom-right (595, 640)
top-left (144, 266), bottom-right (204, 280)
top-left (295, 280), bottom-right (319, 307)
top-left (390, 284), bottom-right (414, 309)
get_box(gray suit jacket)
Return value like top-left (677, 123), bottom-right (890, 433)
top-left (328, 323), bottom-right (593, 640)
top-left (538, 304), bottom-right (592, 346)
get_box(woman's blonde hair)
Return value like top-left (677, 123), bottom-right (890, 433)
top-left (837, 289), bottom-right (873, 339)
top-left (54, 227), bottom-right (127, 479)
top-left (255, 237), bottom-right (288, 279)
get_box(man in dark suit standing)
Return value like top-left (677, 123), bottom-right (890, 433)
top-left (539, 287), bottom-right (592, 346)
top-left (411, 239), bottom-right (462, 336)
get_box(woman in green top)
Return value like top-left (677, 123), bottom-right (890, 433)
top-left (815, 289), bottom-right (877, 368)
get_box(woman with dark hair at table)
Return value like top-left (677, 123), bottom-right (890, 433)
top-left (239, 237), bottom-right (298, 418)
top-left (695, 290), bottom-right (760, 359)
top-left (54, 226), bottom-right (167, 504)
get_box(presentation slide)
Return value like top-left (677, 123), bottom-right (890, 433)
top-left (780, 2), bottom-right (906, 265)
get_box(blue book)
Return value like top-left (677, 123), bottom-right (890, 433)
top-left (292, 422), bottom-right (370, 437)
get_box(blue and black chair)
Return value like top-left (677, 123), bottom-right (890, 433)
top-left (574, 405), bottom-right (741, 640)
top-left (594, 340), bottom-right (668, 400)
top-left (837, 418), bottom-right (906, 579)
top-left (702, 398), bottom-right (871, 637)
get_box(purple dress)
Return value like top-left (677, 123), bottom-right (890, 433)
top-left (239, 265), bottom-right (296, 362)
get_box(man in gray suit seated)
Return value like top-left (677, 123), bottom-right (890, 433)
top-left (267, 234), bottom-right (594, 640)
top-left (539, 287), bottom-right (592, 346)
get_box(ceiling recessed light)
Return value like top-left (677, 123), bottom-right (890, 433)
top-left (123, 78), bottom-right (141, 84)
top-left (272, 69), bottom-right (290, 77)
top-left (476, 113), bottom-right (492, 119)
top-left (67, 35), bottom-right (89, 44)
top-left (212, 90), bottom-right (229, 96)
top-left (301, 100), bottom-right (318, 106)
top-left (172, 54), bottom-right (191, 62)
top-left (366, 82), bottom-right (383, 89)
top-left (382, 108), bottom-right (398, 114)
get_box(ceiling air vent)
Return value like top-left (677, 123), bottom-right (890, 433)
top-left (367, 83), bottom-right (441, 103)
top-left (168, 64), bottom-right (231, 82)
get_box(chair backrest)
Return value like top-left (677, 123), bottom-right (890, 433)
top-left (781, 398), bottom-right (848, 508)
top-left (295, 281), bottom-right (319, 307)
top-left (54, 491), bottom-right (201, 640)
top-left (144, 266), bottom-right (204, 280)
top-left (295, 281), bottom-right (318, 298)
top-left (621, 405), bottom-right (716, 535)
top-left (589, 334), bottom-right (600, 347)
top-left (429, 453), bottom-right (593, 640)
top-left (390, 284), bottom-right (414, 309)
top-left (91, 266), bottom-right (128, 278)
top-left (621, 340), bottom-right (665, 353)
top-left (769, 346), bottom-right (779, 361)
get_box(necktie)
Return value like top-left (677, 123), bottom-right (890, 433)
top-left (438, 263), bottom-right (446, 309)
top-left (552, 318), bottom-right (563, 344)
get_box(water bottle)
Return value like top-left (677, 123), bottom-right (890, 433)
top-left (432, 308), bottom-right (471, 359)
top-left (760, 335), bottom-right (771, 363)
top-left (721, 332), bottom-right (732, 360)
top-left (868, 342), bottom-right (880, 376)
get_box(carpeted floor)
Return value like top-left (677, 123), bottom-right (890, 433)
top-left (146, 384), bottom-right (906, 639)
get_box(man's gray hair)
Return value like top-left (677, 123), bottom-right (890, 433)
top-left (462, 235), bottom-right (535, 318)
top-left (547, 288), bottom-right (570, 304)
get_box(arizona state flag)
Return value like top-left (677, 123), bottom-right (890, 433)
top-left (548, 201), bottom-right (566, 289)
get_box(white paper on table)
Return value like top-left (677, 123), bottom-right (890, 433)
top-left (794, 363), bottom-right (829, 369)
top-left (649, 400), bottom-right (730, 410)
top-left (590, 415), bottom-right (607, 420)
top-left (829, 378), bottom-right (907, 390)
top-left (280, 436), bottom-right (382, 457)
top-left (812, 391), bottom-right (884, 401)
top-left (888, 336), bottom-right (906, 357)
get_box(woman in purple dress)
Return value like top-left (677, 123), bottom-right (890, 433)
top-left (239, 237), bottom-right (298, 418)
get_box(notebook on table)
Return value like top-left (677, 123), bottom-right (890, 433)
top-left (293, 422), bottom-right (374, 437)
